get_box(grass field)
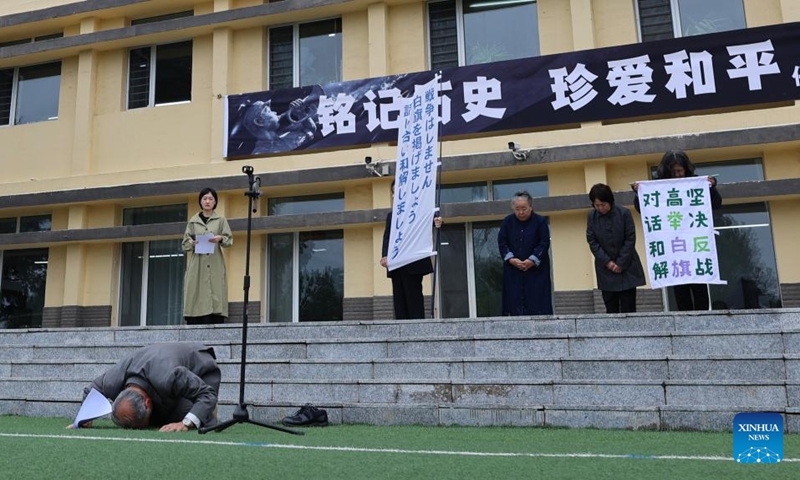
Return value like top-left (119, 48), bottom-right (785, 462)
top-left (1, 416), bottom-right (797, 479)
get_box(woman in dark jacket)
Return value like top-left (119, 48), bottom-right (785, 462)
top-left (633, 150), bottom-right (722, 311)
top-left (586, 184), bottom-right (646, 313)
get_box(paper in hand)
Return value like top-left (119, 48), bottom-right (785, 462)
top-left (194, 233), bottom-right (215, 255)
top-left (73, 388), bottom-right (112, 428)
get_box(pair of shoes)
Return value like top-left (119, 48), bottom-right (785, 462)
top-left (282, 404), bottom-right (329, 427)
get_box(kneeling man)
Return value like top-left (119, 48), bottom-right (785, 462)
top-left (71, 342), bottom-right (221, 432)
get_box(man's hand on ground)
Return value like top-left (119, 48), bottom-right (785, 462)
top-left (159, 421), bottom-right (189, 432)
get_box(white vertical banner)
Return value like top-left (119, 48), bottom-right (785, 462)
top-left (639, 177), bottom-right (726, 288)
top-left (387, 77), bottom-right (440, 271)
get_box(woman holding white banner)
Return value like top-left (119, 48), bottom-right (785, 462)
top-left (586, 183), bottom-right (646, 313)
top-left (633, 150), bottom-right (722, 311)
top-left (497, 191), bottom-right (553, 316)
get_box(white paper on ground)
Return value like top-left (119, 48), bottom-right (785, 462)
top-left (73, 388), bottom-right (112, 428)
top-left (194, 233), bottom-right (215, 255)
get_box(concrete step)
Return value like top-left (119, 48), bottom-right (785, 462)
top-left (1, 309), bottom-right (797, 347)
top-left (3, 377), bottom-right (797, 410)
top-left (1, 354), bottom-right (795, 382)
top-left (0, 329), bottom-right (796, 361)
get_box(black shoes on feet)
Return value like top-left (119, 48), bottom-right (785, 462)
top-left (282, 404), bottom-right (329, 427)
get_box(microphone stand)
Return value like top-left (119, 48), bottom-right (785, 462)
top-left (199, 165), bottom-right (303, 436)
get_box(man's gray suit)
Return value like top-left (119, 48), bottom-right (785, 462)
top-left (84, 342), bottom-right (221, 427)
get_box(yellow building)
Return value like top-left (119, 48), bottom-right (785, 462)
top-left (0, 0), bottom-right (798, 328)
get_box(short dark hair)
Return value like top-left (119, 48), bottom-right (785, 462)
top-left (111, 388), bottom-right (149, 429)
top-left (588, 183), bottom-right (614, 206)
top-left (199, 187), bottom-right (218, 209)
top-left (656, 150), bottom-right (696, 179)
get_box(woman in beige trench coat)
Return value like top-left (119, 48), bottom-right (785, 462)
top-left (182, 188), bottom-right (233, 325)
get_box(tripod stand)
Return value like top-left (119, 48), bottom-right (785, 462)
top-left (199, 165), bottom-right (303, 436)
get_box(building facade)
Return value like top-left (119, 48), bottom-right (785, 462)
top-left (0, 0), bottom-right (798, 328)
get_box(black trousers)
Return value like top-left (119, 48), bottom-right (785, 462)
top-left (185, 314), bottom-right (226, 325)
top-left (672, 284), bottom-right (709, 311)
top-left (391, 274), bottom-right (426, 320)
top-left (601, 288), bottom-right (637, 314)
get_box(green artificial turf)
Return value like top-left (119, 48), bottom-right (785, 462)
top-left (1, 416), bottom-right (798, 479)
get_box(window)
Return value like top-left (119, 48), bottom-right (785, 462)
top-left (0, 249), bottom-right (48, 329)
top-left (428, 0), bottom-right (539, 71)
top-left (440, 182), bottom-right (489, 203)
top-left (637, 0), bottom-right (746, 42)
top-left (268, 193), bottom-right (344, 216)
top-left (131, 10), bottom-right (193, 26)
top-left (0, 62), bottom-right (61, 126)
top-left (119, 205), bottom-right (186, 326)
top-left (0, 33), bottom-right (63, 48)
top-left (268, 231), bottom-right (344, 322)
top-left (127, 41), bottom-right (192, 109)
top-left (0, 214), bottom-right (52, 234)
top-left (492, 177), bottom-right (548, 200)
top-left (268, 18), bottom-right (342, 90)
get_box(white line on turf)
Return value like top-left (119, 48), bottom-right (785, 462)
top-left (0, 433), bottom-right (796, 463)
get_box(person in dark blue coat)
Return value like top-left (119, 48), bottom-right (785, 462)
top-left (497, 191), bottom-right (553, 316)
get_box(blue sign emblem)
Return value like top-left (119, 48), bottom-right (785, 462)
top-left (733, 412), bottom-right (783, 464)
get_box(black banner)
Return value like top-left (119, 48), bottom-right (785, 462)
top-left (225, 21), bottom-right (800, 158)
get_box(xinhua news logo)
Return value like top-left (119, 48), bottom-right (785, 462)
top-left (733, 412), bottom-right (783, 464)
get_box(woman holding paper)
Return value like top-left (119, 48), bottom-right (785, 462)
top-left (182, 188), bottom-right (233, 324)
top-left (632, 150), bottom-right (722, 311)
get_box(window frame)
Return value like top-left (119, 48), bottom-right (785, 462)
top-left (0, 61), bottom-right (61, 127)
top-left (126, 40), bottom-right (193, 110)
top-left (267, 17), bottom-right (343, 90)
top-left (427, 0), bottom-right (540, 70)
top-left (635, 0), bottom-right (746, 42)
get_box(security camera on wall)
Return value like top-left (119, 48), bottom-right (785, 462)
top-left (365, 156), bottom-right (389, 177)
top-left (508, 141), bottom-right (528, 161)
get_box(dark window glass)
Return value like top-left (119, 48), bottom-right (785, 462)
top-left (678, 0), bottom-right (745, 37)
top-left (0, 218), bottom-right (17, 234)
top-left (440, 182), bottom-right (488, 203)
top-left (638, 0), bottom-right (674, 42)
top-left (0, 69), bottom-right (13, 126)
top-left (19, 215), bottom-right (51, 233)
top-left (298, 19), bottom-right (342, 86)
top-left (268, 193), bottom-right (344, 216)
top-left (119, 242), bottom-right (144, 326)
top-left (0, 38), bottom-right (31, 48)
top-left (269, 26), bottom-right (294, 90)
top-left (128, 47), bottom-right (151, 109)
top-left (707, 203), bottom-right (780, 310)
top-left (131, 10), bottom-right (193, 26)
top-left (429, 0), bottom-right (459, 70)
top-left (695, 158), bottom-right (764, 183)
top-left (155, 41), bottom-right (192, 105)
top-left (15, 62), bottom-right (60, 125)
top-left (473, 221), bottom-right (503, 317)
top-left (463, 0), bottom-right (538, 65)
top-left (123, 204), bottom-right (187, 226)
top-left (33, 33), bottom-right (63, 42)
top-left (268, 233), bottom-right (294, 323)
top-left (298, 230), bottom-right (343, 322)
top-left (492, 177), bottom-right (548, 200)
top-left (0, 248), bottom-right (48, 329)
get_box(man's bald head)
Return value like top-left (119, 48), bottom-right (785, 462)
top-left (111, 386), bottom-right (152, 429)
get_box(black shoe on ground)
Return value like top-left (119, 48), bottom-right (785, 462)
top-left (282, 404), bottom-right (329, 427)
